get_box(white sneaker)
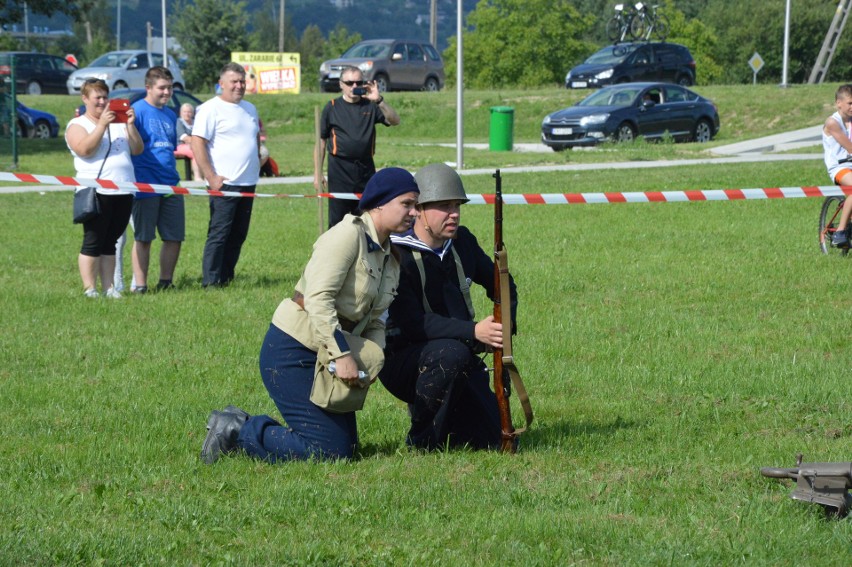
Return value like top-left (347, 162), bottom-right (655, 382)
top-left (84, 288), bottom-right (99, 299)
top-left (104, 287), bottom-right (123, 299)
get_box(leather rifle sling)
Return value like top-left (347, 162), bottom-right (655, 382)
top-left (496, 246), bottom-right (533, 431)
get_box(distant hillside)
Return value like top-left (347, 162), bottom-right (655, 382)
top-left (22, 0), bottom-right (475, 52)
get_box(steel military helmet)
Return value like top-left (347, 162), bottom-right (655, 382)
top-left (413, 163), bottom-right (469, 205)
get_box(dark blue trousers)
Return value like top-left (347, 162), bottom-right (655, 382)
top-left (202, 184), bottom-right (255, 286)
top-left (379, 338), bottom-right (501, 450)
top-left (238, 324), bottom-right (358, 462)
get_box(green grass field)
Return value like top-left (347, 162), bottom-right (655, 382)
top-left (1, 86), bottom-right (851, 564)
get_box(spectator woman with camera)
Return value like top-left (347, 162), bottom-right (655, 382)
top-left (65, 78), bottom-right (143, 298)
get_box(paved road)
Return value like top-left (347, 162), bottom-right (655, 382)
top-left (0, 127), bottom-right (824, 193)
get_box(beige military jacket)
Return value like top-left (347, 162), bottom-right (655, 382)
top-left (271, 212), bottom-right (399, 363)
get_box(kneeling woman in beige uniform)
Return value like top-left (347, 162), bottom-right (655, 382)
top-left (201, 167), bottom-right (419, 463)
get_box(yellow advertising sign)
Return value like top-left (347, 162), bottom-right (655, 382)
top-left (231, 52), bottom-right (301, 95)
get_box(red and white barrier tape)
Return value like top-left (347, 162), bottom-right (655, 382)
top-left (2, 172), bottom-right (851, 204)
top-left (466, 185), bottom-right (852, 204)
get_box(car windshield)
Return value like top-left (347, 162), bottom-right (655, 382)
top-left (89, 52), bottom-right (134, 68)
top-left (584, 44), bottom-right (638, 65)
top-left (578, 87), bottom-right (641, 107)
top-left (341, 42), bottom-right (391, 59)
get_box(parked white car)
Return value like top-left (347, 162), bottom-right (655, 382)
top-left (66, 50), bottom-right (185, 94)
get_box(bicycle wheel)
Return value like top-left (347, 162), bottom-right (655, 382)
top-left (653, 14), bottom-right (670, 41)
top-left (819, 195), bottom-right (848, 256)
top-left (606, 16), bottom-right (622, 42)
top-left (629, 14), bottom-right (647, 41)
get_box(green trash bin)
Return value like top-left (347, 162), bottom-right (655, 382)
top-left (489, 106), bottom-right (514, 151)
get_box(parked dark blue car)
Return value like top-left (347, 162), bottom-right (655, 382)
top-left (18, 99), bottom-right (59, 138)
top-left (1, 94), bottom-right (57, 138)
top-left (541, 82), bottom-right (720, 151)
top-left (565, 42), bottom-right (695, 89)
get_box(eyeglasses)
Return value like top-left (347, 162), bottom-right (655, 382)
top-left (341, 80), bottom-right (365, 86)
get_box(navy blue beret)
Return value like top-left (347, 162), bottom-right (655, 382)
top-left (358, 167), bottom-right (419, 211)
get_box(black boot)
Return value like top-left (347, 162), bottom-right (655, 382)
top-left (200, 409), bottom-right (248, 464)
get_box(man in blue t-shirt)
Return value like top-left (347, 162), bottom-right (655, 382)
top-left (129, 66), bottom-right (183, 292)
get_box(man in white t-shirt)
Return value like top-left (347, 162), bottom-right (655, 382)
top-left (191, 62), bottom-right (261, 287)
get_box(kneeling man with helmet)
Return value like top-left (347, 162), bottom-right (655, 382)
top-left (380, 163), bottom-right (519, 450)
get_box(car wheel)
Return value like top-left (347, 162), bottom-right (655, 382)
top-left (173, 82), bottom-right (183, 91)
top-left (374, 74), bottom-right (389, 93)
top-left (616, 122), bottom-right (636, 143)
top-left (33, 120), bottom-right (52, 139)
top-left (423, 77), bottom-right (440, 91)
top-left (693, 119), bottom-right (713, 143)
top-left (26, 81), bottom-right (42, 95)
top-left (113, 80), bottom-right (128, 90)
top-left (677, 74), bottom-right (693, 86)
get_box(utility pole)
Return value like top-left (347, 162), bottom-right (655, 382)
top-left (780, 0), bottom-right (790, 87)
top-left (117, 0), bottom-right (121, 50)
top-left (430, 0), bottom-right (437, 47)
top-left (23, 1), bottom-right (29, 48)
top-left (162, 0), bottom-right (168, 67)
top-left (809, 0), bottom-right (852, 84)
top-left (456, 0), bottom-right (464, 170)
top-left (279, 0), bottom-right (285, 53)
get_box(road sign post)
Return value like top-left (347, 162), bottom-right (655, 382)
top-left (749, 52), bottom-right (764, 85)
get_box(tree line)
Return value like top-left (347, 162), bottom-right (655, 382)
top-left (5, 0), bottom-right (852, 91)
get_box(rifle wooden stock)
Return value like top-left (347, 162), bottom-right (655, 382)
top-left (492, 169), bottom-right (514, 452)
top-left (492, 169), bottom-right (533, 453)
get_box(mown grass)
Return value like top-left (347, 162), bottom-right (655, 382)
top-left (1, 86), bottom-right (851, 564)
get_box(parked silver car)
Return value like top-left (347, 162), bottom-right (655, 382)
top-left (66, 50), bottom-right (185, 94)
top-left (319, 39), bottom-right (444, 93)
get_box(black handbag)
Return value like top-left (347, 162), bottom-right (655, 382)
top-left (72, 186), bottom-right (100, 224)
top-left (72, 128), bottom-right (110, 224)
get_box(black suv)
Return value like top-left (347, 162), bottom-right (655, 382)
top-left (565, 42), bottom-right (695, 89)
top-left (0, 52), bottom-right (78, 95)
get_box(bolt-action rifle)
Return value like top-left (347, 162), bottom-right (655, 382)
top-left (761, 454), bottom-right (852, 517)
top-left (492, 169), bottom-right (533, 453)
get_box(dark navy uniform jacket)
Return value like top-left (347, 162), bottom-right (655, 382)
top-left (387, 226), bottom-right (518, 351)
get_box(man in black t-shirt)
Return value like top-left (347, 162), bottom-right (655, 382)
top-left (313, 66), bottom-right (400, 228)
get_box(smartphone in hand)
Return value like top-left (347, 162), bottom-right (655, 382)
top-left (109, 99), bottom-right (130, 123)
